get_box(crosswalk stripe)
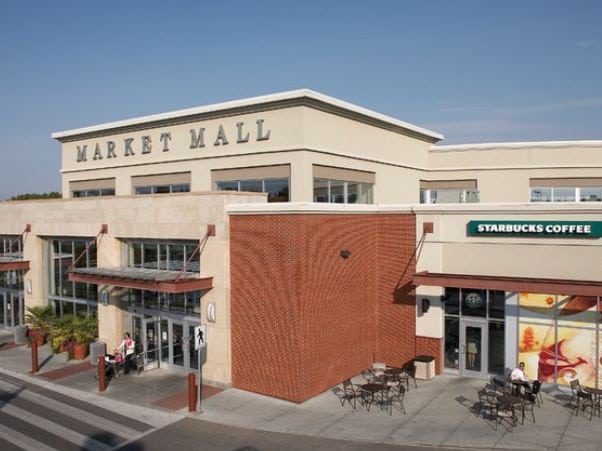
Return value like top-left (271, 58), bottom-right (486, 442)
top-left (0, 422), bottom-right (58, 451)
top-left (0, 378), bottom-right (143, 439)
top-left (0, 398), bottom-right (112, 451)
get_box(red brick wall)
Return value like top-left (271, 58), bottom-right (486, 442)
top-left (415, 336), bottom-right (444, 375)
top-left (230, 213), bottom-right (416, 402)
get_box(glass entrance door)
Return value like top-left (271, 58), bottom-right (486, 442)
top-left (127, 312), bottom-right (200, 372)
top-left (460, 320), bottom-right (487, 378)
top-left (171, 321), bottom-right (185, 370)
top-left (0, 292), bottom-right (5, 328)
top-left (143, 317), bottom-right (159, 370)
top-left (9, 293), bottom-right (23, 328)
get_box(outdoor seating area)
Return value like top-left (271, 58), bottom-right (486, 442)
top-left (477, 375), bottom-right (602, 432)
top-left (333, 363), bottom-right (418, 415)
top-left (569, 379), bottom-right (602, 421)
top-left (476, 376), bottom-right (544, 431)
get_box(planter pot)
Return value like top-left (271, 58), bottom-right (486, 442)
top-left (59, 341), bottom-right (70, 353)
top-left (72, 343), bottom-right (89, 360)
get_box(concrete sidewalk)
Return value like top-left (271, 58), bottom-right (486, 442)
top-left (1, 336), bottom-right (602, 450)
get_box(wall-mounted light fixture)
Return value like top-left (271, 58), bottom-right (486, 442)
top-left (207, 302), bottom-right (216, 323)
top-left (100, 289), bottom-right (109, 305)
top-left (421, 298), bottom-right (431, 313)
top-left (26, 280), bottom-right (32, 295)
top-left (340, 249), bottom-right (351, 259)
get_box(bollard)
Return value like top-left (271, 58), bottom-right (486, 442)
top-left (30, 339), bottom-right (38, 374)
top-left (188, 373), bottom-right (196, 412)
top-left (98, 355), bottom-right (106, 392)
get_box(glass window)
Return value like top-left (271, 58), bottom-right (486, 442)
top-left (444, 317), bottom-right (460, 369)
top-left (171, 184), bottom-right (190, 193)
top-left (358, 182), bottom-right (374, 204)
top-left (134, 186), bottom-right (152, 195)
top-left (330, 180), bottom-right (345, 203)
top-left (313, 179), bottom-right (329, 203)
top-left (580, 187), bottom-right (602, 202)
top-left (216, 181), bottom-right (239, 191)
top-left (239, 180), bottom-right (263, 193)
top-left (553, 187), bottom-right (576, 202)
top-left (530, 188), bottom-right (552, 202)
top-left (489, 290), bottom-right (505, 319)
top-left (444, 288), bottom-right (460, 315)
top-left (347, 182), bottom-right (358, 204)
top-left (462, 289), bottom-right (487, 318)
top-left (126, 240), bottom-right (198, 273)
top-left (169, 244), bottom-right (185, 271)
top-left (131, 243), bottom-right (142, 268)
top-left (216, 178), bottom-right (289, 202)
top-left (264, 179), bottom-right (289, 202)
top-left (154, 185), bottom-right (171, 194)
top-left (488, 322), bottom-right (505, 375)
top-left (143, 244), bottom-right (158, 269)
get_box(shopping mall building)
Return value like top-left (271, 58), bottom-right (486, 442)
top-left (1, 90), bottom-right (601, 402)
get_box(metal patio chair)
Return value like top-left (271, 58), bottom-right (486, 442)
top-left (477, 388), bottom-right (497, 419)
top-left (388, 382), bottom-right (407, 415)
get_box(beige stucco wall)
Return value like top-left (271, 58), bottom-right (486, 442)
top-left (59, 104), bottom-right (433, 204)
top-left (414, 203), bottom-right (602, 339)
top-left (427, 143), bottom-right (602, 203)
top-left (0, 191), bottom-right (264, 385)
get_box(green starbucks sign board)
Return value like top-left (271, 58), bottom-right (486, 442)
top-left (467, 221), bottom-right (602, 238)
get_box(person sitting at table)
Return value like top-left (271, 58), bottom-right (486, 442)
top-left (510, 362), bottom-right (530, 382)
top-left (510, 361), bottom-right (533, 392)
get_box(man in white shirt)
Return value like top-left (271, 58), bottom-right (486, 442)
top-left (510, 362), bottom-right (530, 382)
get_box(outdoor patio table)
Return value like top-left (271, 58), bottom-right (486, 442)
top-left (583, 387), bottom-right (602, 418)
top-left (509, 379), bottom-right (530, 396)
top-left (361, 383), bottom-right (385, 409)
top-left (384, 368), bottom-right (405, 377)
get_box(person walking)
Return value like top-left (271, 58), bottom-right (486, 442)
top-left (117, 332), bottom-right (136, 375)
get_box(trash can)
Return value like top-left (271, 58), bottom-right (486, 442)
top-left (90, 341), bottom-right (106, 365)
top-left (14, 325), bottom-right (28, 345)
top-left (414, 355), bottom-right (435, 380)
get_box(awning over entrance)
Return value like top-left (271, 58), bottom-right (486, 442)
top-left (68, 267), bottom-right (213, 294)
top-left (413, 271), bottom-right (602, 297)
top-left (0, 256), bottom-right (30, 272)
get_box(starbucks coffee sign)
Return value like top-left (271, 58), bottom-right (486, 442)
top-left (75, 118), bottom-right (271, 163)
top-left (467, 221), bottom-right (602, 238)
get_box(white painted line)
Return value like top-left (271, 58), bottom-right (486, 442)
top-left (0, 378), bottom-right (142, 439)
top-left (0, 399), bottom-right (112, 451)
top-left (0, 422), bottom-right (58, 451)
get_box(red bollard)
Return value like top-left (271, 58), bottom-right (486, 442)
top-left (188, 373), bottom-right (196, 412)
top-left (98, 355), bottom-right (106, 392)
top-left (30, 339), bottom-right (38, 374)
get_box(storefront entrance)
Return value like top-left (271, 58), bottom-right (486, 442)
top-left (444, 288), bottom-right (506, 378)
top-left (460, 319), bottom-right (487, 378)
top-left (127, 312), bottom-right (200, 373)
top-left (0, 290), bottom-right (23, 330)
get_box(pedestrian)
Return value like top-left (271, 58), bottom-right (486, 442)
top-left (116, 332), bottom-right (136, 375)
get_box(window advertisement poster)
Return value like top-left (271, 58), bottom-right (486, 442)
top-left (518, 293), bottom-right (599, 388)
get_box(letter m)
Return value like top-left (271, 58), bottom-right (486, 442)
top-left (76, 145), bottom-right (87, 162)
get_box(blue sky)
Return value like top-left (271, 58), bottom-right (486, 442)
top-left (1, 1), bottom-right (601, 199)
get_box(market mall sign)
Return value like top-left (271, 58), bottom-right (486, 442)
top-left (467, 221), bottom-right (602, 238)
top-left (75, 118), bottom-right (271, 163)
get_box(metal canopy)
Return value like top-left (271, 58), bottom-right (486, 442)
top-left (68, 267), bottom-right (212, 294)
top-left (413, 271), bottom-right (602, 297)
top-left (0, 256), bottom-right (30, 272)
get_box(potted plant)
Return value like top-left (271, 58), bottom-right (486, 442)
top-left (71, 314), bottom-right (98, 360)
top-left (49, 315), bottom-right (75, 354)
top-left (25, 305), bottom-right (55, 346)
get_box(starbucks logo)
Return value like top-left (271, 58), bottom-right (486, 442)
top-left (464, 292), bottom-right (483, 309)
